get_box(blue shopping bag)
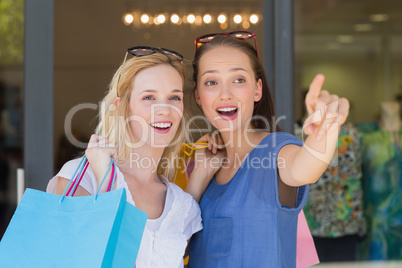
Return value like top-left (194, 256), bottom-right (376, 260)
top-left (0, 156), bottom-right (148, 267)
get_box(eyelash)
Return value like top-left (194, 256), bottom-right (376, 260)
top-left (143, 95), bottom-right (155, 100)
top-left (170, 96), bottom-right (182, 101)
top-left (142, 95), bottom-right (182, 101)
top-left (204, 78), bottom-right (246, 86)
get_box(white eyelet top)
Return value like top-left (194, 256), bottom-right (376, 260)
top-left (47, 158), bottom-right (203, 268)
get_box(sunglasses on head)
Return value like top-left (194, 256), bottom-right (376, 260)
top-left (127, 46), bottom-right (184, 61)
top-left (195, 31), bottom-right (258, 58)
top-left (116, 46), bottom-right (184, 97)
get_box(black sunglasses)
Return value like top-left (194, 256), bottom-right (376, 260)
top-left (127, 46), bottom-right (184, 61)
top-left (116, 46), bottom-right (184, 97)
top-left (195, 31), bottom-right (258, 58)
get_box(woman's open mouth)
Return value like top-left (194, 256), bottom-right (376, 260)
top-left (216, 106), bottom-right (238, 121)
top-left (150, 121), bottom-right (173, 134)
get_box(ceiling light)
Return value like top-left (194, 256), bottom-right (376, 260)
top-left (218, 14), bottom-right (226, 24)
top-left (234, 14), bottom-right (242, 24)
top-left (124, 14), bottom-right (134, 25)
top-left (141, 14), bottom-right (149, 24)
top-left (354, 24), bottom-right (372, 32)
top-left (203, 14), bottom-right (212, 24)
top-left (195, 15), bottom-right (202, 25)
top-left (220, 22), bottom-right (228, 30)
top-left (242, 21), bottom-right (250, 29)
top-left (171, 14), bottom-right (179, 24)
top-left (187, 14), bottom-right (195, 24)
top-left (250, 14), bottom-right (258, 24)
top-left (337, 35), bottom-right (354, 43)
top-left (157, 14), bottom-right (166, 24)
top-left (370, 14), bottom-right (389, 22)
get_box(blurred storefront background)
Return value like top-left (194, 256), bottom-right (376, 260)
top-left (0, 0), bottom-right (401, 264)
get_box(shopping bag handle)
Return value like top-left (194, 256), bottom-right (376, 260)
top-left (67, 156), bottom-right (116, 196)
top-left (59, 156), bottom-right (117, 203)
top-left (94, 157), bottom-right (117, 201)
top-left (61, 156), bottom-right (88, 198)
top-left (65, 156), bottom-right (90, 197)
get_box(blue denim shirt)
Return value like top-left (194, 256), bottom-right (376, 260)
top-left (189, 132), bottom-right (309, 267)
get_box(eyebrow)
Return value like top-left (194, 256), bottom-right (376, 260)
top-left (139, 89), bottom-right (183, 94)
top-left (200, 67), bottom-right (248, 77)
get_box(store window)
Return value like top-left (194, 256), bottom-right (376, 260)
top-left (53, 0), bottom-right (265, 171)
top-left (295, 0), bottom-right (402, 262)
top-left (0, 0), bottom-right (24, 239)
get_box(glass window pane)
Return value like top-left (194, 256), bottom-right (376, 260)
top-left (0, 0), bottom-right (24, 239)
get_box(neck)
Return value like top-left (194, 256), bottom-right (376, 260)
top-left (117, 144), bottom-right (165, 183)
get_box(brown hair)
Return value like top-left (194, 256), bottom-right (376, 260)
top-left (192, 35), bottom-right (278, 132)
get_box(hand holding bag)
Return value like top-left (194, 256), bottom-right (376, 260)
top-left (0, 156), bottom-right (148, 268)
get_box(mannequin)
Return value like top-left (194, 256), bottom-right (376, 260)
top-left (379, 101), bottom-right (400, 132)
top-left (358, 101), bottom-right (402, 260)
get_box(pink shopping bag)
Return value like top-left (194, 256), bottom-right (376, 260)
top-left (297, 210), bottom-right (319, 267)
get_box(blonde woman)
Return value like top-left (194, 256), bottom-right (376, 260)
top-left (47, 47), bottom-right (202, 268)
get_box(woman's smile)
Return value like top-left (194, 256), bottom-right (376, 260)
top-left (216, 105), bottom-right (239, 121)
top-left (150, 120), bottom-right (173, 134)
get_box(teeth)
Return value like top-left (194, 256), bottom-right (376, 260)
top-left (151, 122), bottom-right (172, 128)
top-left (217, 107), bottom-right (237, 112)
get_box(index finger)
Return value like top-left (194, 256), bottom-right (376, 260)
top-left (305, 74), bottom-right (325, 114)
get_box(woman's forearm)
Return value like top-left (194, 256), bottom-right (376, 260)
top-left (279, 125), bottom-right (339, 186)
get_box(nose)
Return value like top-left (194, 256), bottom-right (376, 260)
top-left (219, 82), bottom-right (233, 101)
top-left (153, 103), bottom-right (171, 117)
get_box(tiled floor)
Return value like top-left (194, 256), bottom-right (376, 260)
top-left (316, 261), bottom-right (402, 267)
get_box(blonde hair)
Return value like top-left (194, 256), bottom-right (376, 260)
top-left (96, 52), bottom-right (188, 180)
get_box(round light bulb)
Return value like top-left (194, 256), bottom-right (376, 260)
top-left (234, 14), bottom-right (242, 24)
top-left (171, 14), bottom-right (179, 24)
top-left (203, 14), bottom-right (212, 24)
top-left (187, 14), bottom-right (195, 24)
top-left (250, 14), bottom-right (258, 24)
top-left (242, 21), bottom-right (250, 29)
top-left (218, 14), bottom-right (226, 24)
top-left (141, 14), bottom-right (149, 24)
top-left (195, 15), bottom-right (202, 25)
top-left (220, 22), bottom-right (228, 30)
top-left (157, 14), bottom-right (166, 24)
top-left (124, 14), bottom-right (134, 25)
